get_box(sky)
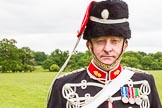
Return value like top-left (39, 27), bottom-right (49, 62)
top-left (0, 0), bottom-right (162, 54)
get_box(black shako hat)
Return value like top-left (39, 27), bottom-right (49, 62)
top-left (83, 0), bottom-right (131, 40)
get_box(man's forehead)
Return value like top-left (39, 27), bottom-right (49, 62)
top-left (91, 35), bottom-right (124, 40)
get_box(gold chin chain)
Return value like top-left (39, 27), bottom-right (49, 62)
top-left (92, 52), bottom-right (123, 71)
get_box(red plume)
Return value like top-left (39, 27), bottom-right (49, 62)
top-left (77, 1), bottom-right (94, 38)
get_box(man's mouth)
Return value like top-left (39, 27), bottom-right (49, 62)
top-left (101, 55), bottom-right (115, 59)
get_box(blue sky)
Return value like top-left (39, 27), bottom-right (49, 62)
top-left (0, 0), bottom-right (162, 54)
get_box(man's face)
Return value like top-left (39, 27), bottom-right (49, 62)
top-left (88, 36), bottom-right (127, 65)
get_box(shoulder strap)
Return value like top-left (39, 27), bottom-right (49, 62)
top-left (82, 69), bottom-right (134, 108)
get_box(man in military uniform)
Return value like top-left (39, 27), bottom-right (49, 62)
top-left (47, 0), bottom-right (161, 108)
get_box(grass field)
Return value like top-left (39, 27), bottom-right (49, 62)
top-left (148, 70), bottom-right (162, 101)
top-left (0, 71), bottom-right (56, 108)
top-left (0, 69), bottom-right (161, 108)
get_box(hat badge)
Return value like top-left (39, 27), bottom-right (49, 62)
top-left (101, 9), bottom-right (109, 19)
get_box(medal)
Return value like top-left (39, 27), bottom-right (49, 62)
top-left (121, 87), bottom-right (129, 103)
top-left (135, 97), bottom-right (142, 105)
top-left (122, 96), bottom-right (129, 103)
top-left (134, 88), bottom-right (142, 105)
top-left (128, 87), bottom-right (135, 104)
top-left (129, 97), bottom-right (135, 104)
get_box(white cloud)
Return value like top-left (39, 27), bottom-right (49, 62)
top-left (0, 0), bottom-right (162, 54)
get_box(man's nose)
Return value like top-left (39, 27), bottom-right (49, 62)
top-left (103, 41), bottom-right (113, 52)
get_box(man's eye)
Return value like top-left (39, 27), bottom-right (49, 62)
top-left (111, 39), bottom-right (119, 43)
top-left (96, 40), bottom-right (105, 43)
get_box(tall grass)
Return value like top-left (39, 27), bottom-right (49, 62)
top-left (0, 70), bottom-right (161, 108)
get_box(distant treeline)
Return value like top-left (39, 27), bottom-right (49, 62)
top-left (0, 38), bottom-right (162, 73)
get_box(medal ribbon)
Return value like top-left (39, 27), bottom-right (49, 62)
top-left (135, 88), bottom-right (140, 97)
top-left (128, 87), bottom-right (135, 98)
top-left (121, 87), bottom-right (128, 98)
top-left (131, 87), bottom-right (135, 98)
top-left (121, 87), bottom-right (129, 103)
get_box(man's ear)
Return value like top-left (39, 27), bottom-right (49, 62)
top-left (86, 41), bottom-right (90, 49)
top-left (123, 41), bottom-right (128, 52)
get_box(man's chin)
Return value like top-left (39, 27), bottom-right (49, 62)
top-left (102, 61), bottom-right (114, 65)
top-left (100, 59), bottom-right (115, 65)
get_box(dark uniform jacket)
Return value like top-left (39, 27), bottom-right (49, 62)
top-left (47, 62), bottom-right (161, 108)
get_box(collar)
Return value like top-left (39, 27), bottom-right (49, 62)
top-left (87, 60), bottom-right (122, 83)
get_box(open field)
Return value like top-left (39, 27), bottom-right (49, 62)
top-left (0, 71), bottom-right (56, 108)
top-left (148, 70), bottom-right (162, 101)
top-left (0, 70), bottom-right (162, 108)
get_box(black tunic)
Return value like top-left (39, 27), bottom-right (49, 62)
top-left (47, 69), bottom-right (161, 108)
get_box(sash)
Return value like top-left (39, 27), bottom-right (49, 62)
top-left (82, 69), bottom-right (134, 108)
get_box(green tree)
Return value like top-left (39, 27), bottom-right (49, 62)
top-left (1, 60), bottom-right (23, 72)
top-left (34, 51), bottom-right (47, 65)
top-left (20, 47), bottom-right (35, 65)
top-left (49, 64), bottom-right (60, 72)
top-left (65, 50), bottom-right (92, 71)
top-left (0, 38), bottom-right (19, 61)
top-left (42, 49), bottom-right (68, 70)
top-left (0, 38), bottom-right (23, 72)
top-left (121, 51), bottom-right (142, 69)
top-left (151, 52), bottom-right (162, 70)
top-left (49, 49), bottom-right (69, 67)
top-left (141, 55), bottom-right (154, 70)
top-left (42, 59), bottom-right (54, 69)
top-left (19, 47), bottom-right (35, 72)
